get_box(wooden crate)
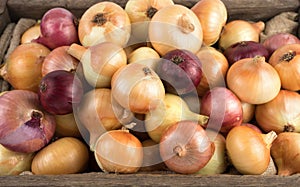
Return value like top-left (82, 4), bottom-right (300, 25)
top-left (1, 0), bottom-right (300, 186)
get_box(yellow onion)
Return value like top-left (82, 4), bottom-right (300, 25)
top-left (31, 137), bottom-right (89, 175)
top-left (54, 113), bottom-right (81, 138)
top-left (111, 63), bottom-right (165, 114)
top-left (0, 144), bottom-right (34, 175)
top-left (68, 42), bottom-right (127, 88)
top-left (0, 43), bottom-right (50, 92)
top-left (196, 46), bottom-right (228, 97)
top-left (21, 22), bottom-right (41, 44)
top-left (127, 46), bottom-right (160, 71)
top-left (226, 126), bottom-right (277, 175)
top-left (219, 20), bottom-right (265, 50)
top-left (149, 4), bottom-right (203, 56)
top-left (145, 93), bottom-right (209, 143)
top-left (226, 56), bottom-right (281, 104)
top-left (94, 129), bottom-right (143, 173)
top-left (241, 101), bottom-right (256, 123)
top-left (255, 90), bottom-right (300, 134)
top-left (191, 0), bottom-right (227, 46)
top-left (271, 132), bottom-right (300, 176)
top-left (125, 0), bottom-right (174, 41)
top-left (78, 1), bottom-right (131, 47)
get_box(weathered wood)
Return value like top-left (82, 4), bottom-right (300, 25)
top-left (0, 172), bottom-right (300, 187)
top-left (5, 0), bottom-right (300, 22)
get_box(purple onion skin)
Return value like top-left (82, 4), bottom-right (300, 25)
top-left (224, 41), bottom-right (270, 65)
top-left (33, 7), bottom-right (79, 50)
top-left (200, 87), bottom-right (243, 135)
top-left (157, 49), bottom-right (202, 95)
top-left (263, 33), bottom-right (300, 55)
top-left (38, 70), bottom-right (83, 115)
top-left (0, 90), bottom-right (56, 153)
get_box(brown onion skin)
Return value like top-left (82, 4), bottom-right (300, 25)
top-left (159, 120), bottom-right (214, 174)
top-left (200, 87), bottom-right (243, 135)
top-left (263, 33), bottom-right (300, 55)
top-left (224, 41), bottom-right (270, 65)
top-left (0, 90), bottom-right (56, 153)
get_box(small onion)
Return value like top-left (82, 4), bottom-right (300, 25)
top-left (94, 129), bottom-right (143, 173)
top-left (263, 33), bottom-right (300, 55)
top-left (0, 43), bottom-right (50, 92)
top-left (31, 137), bottom-right (89, 175)
top-left (78, 1), bottom-right (131, 47)
top-left (54, 113), bottom-right (81, 138)
top-left (226, 56), bottom-right (281, 104)
top-left (38, 70), bottom-right (83, 115)
top-left (0, 90), bottom-right (56, 153)
top-left (255, 90), bottom-right (300, 134)
top-left (159, 120), bottom-right (215, 174)
top-left (127, 46), bottom-right (160, 71)
top-left (241, 101), bottom-right (255, 123)
top-left (21, 22), bottom-right (41, 44)
top-left (226, 126), bottom-right (277, 175)
top-left (149, 4), bottom-right (203, 56)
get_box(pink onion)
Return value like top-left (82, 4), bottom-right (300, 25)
top-left (33, 7), bottom-right (79, 50)
top-left (263, 33), bottom-right (300, 55)
top-left (223, 41), bottom-right (270, 65)
top-left (0, 90), bottom-right (56, 153)
top-left (200, 87), bottom-right (243, 135)
top-left (38, 70), bottom-right (83, 115)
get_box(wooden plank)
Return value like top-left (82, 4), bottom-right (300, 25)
top-left (6, 0), bottom-right (300, 22)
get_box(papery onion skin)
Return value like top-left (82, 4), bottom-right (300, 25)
top-left (200, 87), bottom-right (243, 135)
top-left (94, 130), bottom-right (143, 173)
top-left (263, 33), bottom-right (300, 55)
top-left (38, 70), bottom-right (83, 115)
top-left (0, 43), bottom-right (50, 92)
top-left (0, 90), bottom-right (56, 153)
top-left (224, 41), bottom-right (270, 65)
top-left (21, 23), bottom-right (41, 44)
top-left (42, 46), bottom-right (79, 77)
top-left (271, 132), bottom-right (300, 176)
top-left (33, 8), bottom-right (79, 50)
top-left (255, 89), bottom-right (300, 134)
top-left (159, 120), bottom-right (214, 174)
top-left (31, 137), bottom-right (89, 175)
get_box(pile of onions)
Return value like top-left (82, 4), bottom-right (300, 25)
top-left (226, 56), bottom-right (281, 104)
top-left (78, 1), bottom-right (131, 47)
top-left (0, 43), bottom-right (50, 92)
top-left (159, 120), bottom-right (214, 174)
top-left (263, 33), bottom-right (300, 55)
top-left (255, 90), bottom-right (300, 134)
top-left (191, 0), bottom-right (227, 46)
top-left (268, 43), bottom-right (300, 91)
top-left (0, 90), bottom-right (56, 153)
top-left (33, 7), bottom-right (79, 50)
top-left (149, 4), bottom-right (203, 56)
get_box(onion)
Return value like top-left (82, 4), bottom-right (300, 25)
top-left (21, 22), bottom-right (41, 44)
top-left (54, 113), bottom-right (81, 138)
top-left (157, 49), bottom-right (203, 95)
top-left (271, 132), bottom-right (300, 176)
top-left (41, 46), bottom-right (79, 77)
top-left (127, 46), bottom-right (160, 71)
top-left (226, 126), bottom-right (277, 175)
top-left (241, 123), bottom-right (262, 133)
top-left (226, 56), bottom-right (281, 104)
top-left (263, 33), bottom-right (300, 55)
top-left (0, 90), bottom-right (56, 153)
top-left (94, 129), bottom-right (143, 173)
top-left (223, 41), bottom-right (270, 65)
top-left (38, 70), bottom-right (83, 115)
top-left (0, 43), bottom-right (50, 92)
top-left (31, 137), bottom-right (89, 175)
top-left (241, 101), bottom-right (255, 123)
top-left (255, 90), bottom-right (300, 134)
top-left (159, 120), bottom-right (214, 174)
top-left (33, 8), bottom-right (79, 50)
top-left (200, 87), bottom-right (243, 135)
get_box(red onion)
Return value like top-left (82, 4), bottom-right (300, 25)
top-left (33, 7), bottom-right (79, 50)
top-left (263, 33), bottom-right (300, 55)
top-left (157, 49), bottom-right (202, 95)
top-left (38, 70), bottom-right (83, 115)
top-left (0, 90), bottom-right (56, 153)
top-left (200, 87), bottom-right (243, 135)
top-left (223, 41), bottom-right (270, 65)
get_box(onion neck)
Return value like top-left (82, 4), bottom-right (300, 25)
top-left (173, 145), bottom-right (186, 157)
top-left (184, 109), bottom-right (209, 126)
top-left (261, 131), bottom-right (277, 149)
top-left (67, 43), bottom-right (87, 61)
top-left (280, 51), bottom-right (296, 62)
top-left (178, 14), bottom-right (195, 34)
top-left (252, 55), bottom-right (266, 64)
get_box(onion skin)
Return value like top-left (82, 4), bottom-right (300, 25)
top-left (38, 70), bottom-right (83, 115)
top-left (271, 132), bottom-right (300, 176)
top-left (200, 87), bottom-right (243, 135)
top-left (241, 101), bottom-right (255, 123)
top-left (33, 8), bottom-right (79, 49)
top-left (0, 90), bottom-right (56, 153)
top-left (21, 23), bottom-right (41, 44)
top-left (263, 33), bottom-right (300, 55)
top-left (159, 120), bottom-right (214, 174)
